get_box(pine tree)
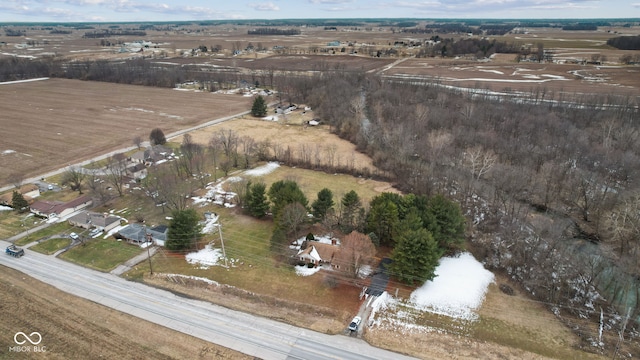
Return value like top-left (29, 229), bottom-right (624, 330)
top-left (247, 182), bottom-right (269, 218)
top-left (425, 194), bottom-right (466, 254)
top-left (149, 128), bottom-right (166, 145)
top-left (11, 191), bottom-right (28, 213)
top-left (311, 188), bottom-right (334, 222)
top-left (268, 180), bottom-right (308, 221)
top-left (166, 209), bottom-right (202, 250)
top-left (366, 196), bottom-right (399, 246)
top-left (390, 227), bottom-right (441, 285)
top-left (340, 190), bottom-right (362, 232)
top-left (251, 95), bottom-right (268, 117)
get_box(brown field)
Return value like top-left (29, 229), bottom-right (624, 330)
top-left (0, 265), bottom-right (250, 360)
top-left (0, 78), bottom-right (252, 186)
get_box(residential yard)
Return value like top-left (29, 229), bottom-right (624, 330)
top-left (14, 221), bottom-right (70, 246)
top-left (30, 237), bottom-right (72, 255)
top-left (60, 237), bottom-right (145, 272)
top-left (0, 210), bottom-right (39, 239)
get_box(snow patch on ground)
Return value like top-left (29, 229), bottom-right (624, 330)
top-left (243, 162), bottom-right (280, 176)
top-left (295, 264), bottom-right (322, 276)
top-left (164, 273), bottom-right (220, 286)
top-left (186, 244), bottom-right (224, 269)
top-left (201, 213), bottom-right (219, 234)
top-left (409, 252), bottom-right (495, 320)
top-left (2, 149), bottom-right (16, 155)
top-left (368, 252), bottom-right (495, 334)
top-left (0, 205), bottom-right (12, 211)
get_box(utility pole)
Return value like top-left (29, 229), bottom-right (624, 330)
top-left (146, 233), bottom-right (154, 275)
top-left (218, 224), bottom-right (228, 268)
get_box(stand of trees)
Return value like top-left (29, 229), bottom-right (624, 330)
top-left (607, 35), bottom-right (640, 50)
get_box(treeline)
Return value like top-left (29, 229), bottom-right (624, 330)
top-left (82, 30), bottom-right (147, 38)
top-left (562, 23), bottom-right (598, 31)
top-left (4, 29), bottom-right (25, 36)
top-left (607, 35), bottom-right (640, 50)
top-left (50, 29), bottom-right (72, 34)
top-left (423, 23), bottom-right (482, 35)
top-left (0, 58), bottom-right (59, 82)
top-left (247, 28), bottom-right (300, 36)
top-left (416, 38), bottom-right (521, 58)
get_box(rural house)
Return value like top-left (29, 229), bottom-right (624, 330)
top-left (297, 242), bottom-right (339, 266)
top-left (30, 194), bottom-right (92, 219)
top-left (117, 223), bottom-right (168, 246)
top-left (68, 211), bottom-right (121, 232)
top-left (0, 184), bottom-right (40, 206)
top-left (131, 145), bottom-right (173, 165)
top-left (126, 163), bottom-right (147, 180)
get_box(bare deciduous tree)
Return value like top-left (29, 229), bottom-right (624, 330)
top-left (61, 166), bottom-right (86, 194)
top-left (334, 231), bottom-right (376, 278)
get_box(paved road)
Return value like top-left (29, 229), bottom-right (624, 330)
top-left (0, 240), bottom-right (416, 360)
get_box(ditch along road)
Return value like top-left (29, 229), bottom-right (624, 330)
top-left (0, 240), bottom-right (416, 360)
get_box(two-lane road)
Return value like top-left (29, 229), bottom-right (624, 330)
top-left (0, 240), bottom-right (416, 360)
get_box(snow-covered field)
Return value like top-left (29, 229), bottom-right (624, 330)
top-left (369, 252), bottom-right (495, 332)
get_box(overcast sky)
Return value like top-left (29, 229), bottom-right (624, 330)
top-left (0, 0), bottom-right (638, 23)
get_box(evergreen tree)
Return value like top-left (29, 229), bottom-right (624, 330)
top-left (311, 188), bottom-right (334, 222)
top-left (149, 128), bottom-right (167, 145)
top-left (366, 194), bottom-right (400, 246)
top-left (247, 182), bottom-right (269, 218)
top-left (251, 95), bottom-right (268, 117)
top-left (166, 209), bottom-right (202, 251)
top-left (390, 227), bottom-right (441, 285)
top-left (11, 191), bottom-right (28, 213)
top-left (425, 194), bottom-right (466, 254)
top-left (340, 190), bottom-right (362, 233)
top-left (268, 180), bottom-right (308, 220)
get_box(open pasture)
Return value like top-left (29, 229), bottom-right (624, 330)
top-left (0, 78), bottom-right (252, 186)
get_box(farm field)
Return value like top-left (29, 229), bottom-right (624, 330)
top-left (0, 265), bottom-right (249, 360)
top-left (0, 78), bottom-right (253, 186)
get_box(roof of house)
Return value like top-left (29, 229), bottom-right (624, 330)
top-left (127, 163), bottom-right (146, 173)
top-left (298, 242), bottom-right (339, 263)
top-left (0, 184), bottom-right (40, 205)
top-left (68, 211), bottom-right (120, 228)
top-left (30, 194), bottom-right (92, 216)
top-left (118, 223), bottom-right (168, 242)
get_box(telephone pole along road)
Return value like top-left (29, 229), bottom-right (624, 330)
top-left (0, 240), bottom-right (417, 360)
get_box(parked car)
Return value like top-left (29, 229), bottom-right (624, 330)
top-left (69, 232), bottom-right (79, 240)
top-left (348, 316), bottom-right (361, 331)
top-left (89, 228), bottom-right (102, 237)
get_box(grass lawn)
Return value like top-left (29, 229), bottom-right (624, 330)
top-left (14, 222), bottom-right (71, 246)
top-left (30, 237), bottom-right (72, 255)
top-left (0, 211), bottom-right (39, 239)
top-left (60, 237), bottom-right (144, 272)
top-left (233, 164), bottom-right (399, 206)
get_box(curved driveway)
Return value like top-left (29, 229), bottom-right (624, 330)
top-left (0, 240), bottom-right (416, 360)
